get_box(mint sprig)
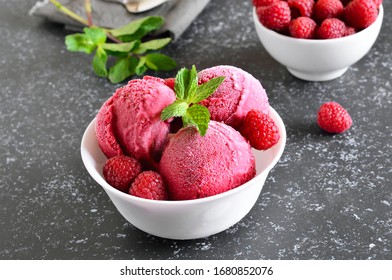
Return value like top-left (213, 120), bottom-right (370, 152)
top-left (64, 19), bottom-right (176, 84)
top-left (50, 0), bottom-right (176, 84)
top-left (161, 66), bottom-right (225, 136)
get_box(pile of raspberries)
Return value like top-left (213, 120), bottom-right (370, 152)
top-left (253, 0), bottom-right (382, 39)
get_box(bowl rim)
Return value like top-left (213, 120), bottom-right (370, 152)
top-left (253, 4), bottom-right (384, 44)
top-left (81, 106), bottom-right (286, 206)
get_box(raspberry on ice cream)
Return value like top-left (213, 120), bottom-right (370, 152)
top-left (129, 171), bottom-right (168, 200)
top-left (103, 155), bottom-right (142, 193)
top-left (198, 65), bottom-right (269, 130)
top-left (241, 110), bottom-right (280, 150)
top-left (96, 76), bottom-right (175, 167)
top-left (159, 121), bottom-right (256, 200)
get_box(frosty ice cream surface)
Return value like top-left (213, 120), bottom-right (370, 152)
top-left (96, 65), bottom-right (278, 200)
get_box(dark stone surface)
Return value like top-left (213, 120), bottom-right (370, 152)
top-left (1, 0), bottom-right (391, 260)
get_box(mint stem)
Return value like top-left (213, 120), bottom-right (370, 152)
top-left (102, 28), bottom-right (123, 44)
top-left (84, 0), bottom-right (93, 27)
top-left (49, 0), bottom-right (89, 26)
top-left (49, 0), bottom-right (123, 43)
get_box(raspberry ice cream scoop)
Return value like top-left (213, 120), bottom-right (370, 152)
top-left (159, 121), bottom-right (256, 200)
top-left (96, 76), bottom-right (176, 167)
top-left (198, 65), bottom-right (269, 130)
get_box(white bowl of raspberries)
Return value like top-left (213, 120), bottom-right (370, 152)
top-left (252, 0), bottom-right (384, 81)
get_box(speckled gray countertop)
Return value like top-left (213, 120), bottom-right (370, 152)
top-left (1, 0), bottom-right (391, 260)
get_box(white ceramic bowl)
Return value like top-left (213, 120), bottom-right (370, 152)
top-left (253, 5), bottom-right (384, 81)
top-left (81, 107), bottom-right (286, 240)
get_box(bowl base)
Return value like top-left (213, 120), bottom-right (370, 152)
top-left (287, 67), bottom-right (349, 82)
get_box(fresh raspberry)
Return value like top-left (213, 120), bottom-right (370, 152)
top-left (344, 0), bottom-right (378, 29)
top-left (129, 171), bottom-right (169, 200)
top-left (103, 155), bottom-right (142, 193)
top-left (289, 17), bottom-right (318, 38)
top-left (317, 102), bottom-right (352, 133)
top-left (164, 77), bottom-right (175, 90)
top-left (373, 0), bottom-right (382, 7)
top-left (344, 26), bottom-right (356, 36)
top-left (256, 1), bottom-right (292, 32)
top-left (313, 0), bottom-right (344, 23)
top-left (317, 18), bottom-right (347, 39)
top-left (252, 0), bottom-right (280, 8)
top-left (341, 0), bottom-right (352, 6)
top-left (241, 110), bottom-right (280, 150)
top-left (287, 0), bottom-right (315, 18)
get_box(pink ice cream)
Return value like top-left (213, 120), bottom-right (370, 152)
top-left (159, 121), bottom-right (256, 200)
top-left (96, 76), bottom-right (175, 167)
top-left (198, 65), bottom-right (269, 130)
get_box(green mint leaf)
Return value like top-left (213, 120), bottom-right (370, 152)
top-left (108, 56), bottom-right (138, 84)
top-left (65, 33), bottom-right (96, 54)
top-left (161, 100), bottom-right (189, 121)
top-left (174, 66), bottom-right (223, 105)
top-left (133, 38), bottom-right (172, 54)
top-left (191, 76), bottom-right (225, 103)
top-left (102, 41), bottom-right (139, 56)
top-left (174, 67), bottom-right (187, 100)
top-left (174, 65), bottom-right (197, 101)
top-left (185, 104), bottom-right (210, 136)
top-left (65, 27), bottom-right (106, 54)
top-left (145, 53), bottom-right (177, 71)
top-left (83, 27), bottom-right (107, 45)
top-left (160, 66), bottom-right (223, 136)
top-left (135, 56), bottom-right (148, 76)
top-left (92, 46), bottom-right (108, 77)
top-left (110, 16), bottom-right (164, 42)
top-left (185, 65), bottom-right (198, 102)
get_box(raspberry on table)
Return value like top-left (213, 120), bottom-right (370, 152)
top-left (344, 0), bottom-right (378, 30)
top-left (313, 0), bottom-right (344, 23)
top-left (317, 102), bottom-right (353, 133)
top-left (103, 155), bottom-right (142, 193)
top-left (287, 0), bottom-right (315, 18)
top-left (289, 17), bottom-right (318, 39)
top-left (129, 171), bottom-right (169, 200)
top-left (241, 109), bottom-right (280, 150)
top-left (256, 1), bottom-right (292, 32)
top-left (317, 18), bottom-right (347, 39)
